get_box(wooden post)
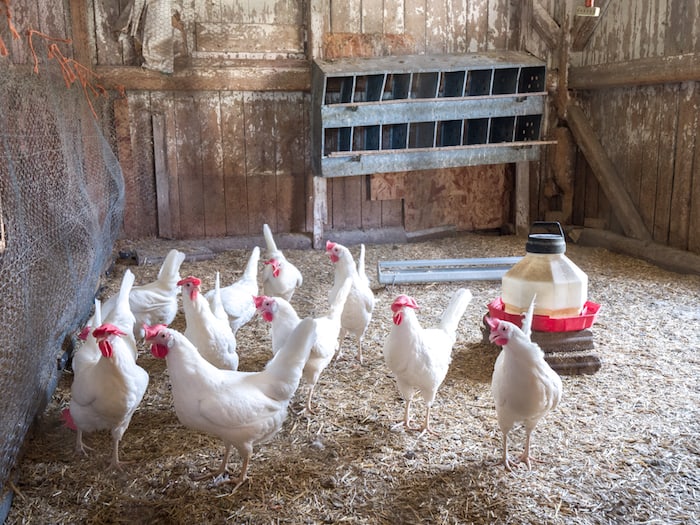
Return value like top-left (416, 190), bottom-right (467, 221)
top-left (309, 0), bottom-right (328, 249)
top-left (515, 162), bottom-right (530, 236)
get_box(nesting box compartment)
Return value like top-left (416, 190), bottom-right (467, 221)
top-left (311, 52), bottom-right (547, 177)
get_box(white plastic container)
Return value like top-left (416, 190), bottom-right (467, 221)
top-left (501, 222), bottom-right (588, 318)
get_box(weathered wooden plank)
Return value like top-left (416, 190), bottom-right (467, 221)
top-left (197, 94), bottom-right (227, 237)
top-left (275, 93), bottom-right (306, 177)
top-left (195, 22), bottom-right (303, 54)
top-left (531, 0), bottom-right (560, 50)
top-left (466, 0), bottom-right (488, 52)
top-left (244, 92), bottom-right (278, 177)
top-left (571, 0), bottom-right (609, 51)
top-left (94, 62), bottom-right (311, 91)
top-left (689, 110), bottom-right (700, 254)
top-left (330, 0), bottom-right (361, 33)
top-left (329, 177), bottom-right (361, 231)
top-left (566, 104), bottom-right (651, 241)
top-left (220, 92), bottom-right (248, 236)
top-left (652, 84), bottom-right (678, 244)
top-left (487, 0), bottom-right (510, 50)
top-left (152, 112), bottom-right (173, 239)
top-left (69, 0), bottom-right (91, 65)
top-left (669, 81), bottom-right (698, 250)
top-left (638, 86), bottom-right (662, 234)
top-left (246, 175), bottom-right (277, 234)
top-left (384, 0), bottom-right (405, 34)
top-left (404, 0), bottom-right (426, 53)
top-left (175, 95), bottom-right (205, 238)
top-left (361, 0), bottom-right (383, 34)
top-left (569, 54), bottom-right (700, 90)
top-left (425, 0), bottom-right (448, 53)
top-left (274, 94), bottom-right (306, 231)
top-left (113, 97), bottom-right (138, 236)
top-left (361, 173), bottom-right (383, 230)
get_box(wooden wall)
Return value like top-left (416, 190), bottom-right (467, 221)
top-left (88, 0), bottom-right (523, 240)
top-left (4, 1), bottom-right (698, 255)
top-left (523, 0), bottom-right (700, 255)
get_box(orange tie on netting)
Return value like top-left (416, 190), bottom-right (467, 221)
top-left (0, 0), bottom-right (21, 56)
top-left (2, 0), bottom-right (125, 118)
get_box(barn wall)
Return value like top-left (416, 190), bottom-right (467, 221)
top-left (85, 0), bottom-right (523, 240)
top-left (526, 0), bottom-right (700, 255)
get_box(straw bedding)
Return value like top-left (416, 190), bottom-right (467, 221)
top-left (5, 232), bottom-right (700, 524)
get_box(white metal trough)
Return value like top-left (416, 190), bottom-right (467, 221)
top-left (377, 256), bottom-right (522, 284)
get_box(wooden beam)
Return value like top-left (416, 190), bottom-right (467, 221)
top-left (571, 0), bottom-right (609, 51)
top-left (515, 162), bottom-right (530, 236)
top-left (68, 0), bottom-right (91, 65)
top-left (531, 1), bottom-right (560, 50)
top-left (310, 0), bottom-right (328, 248)
top-left (95, 62), bottom-right (311, 92)
top-left (566, 104), bottom-right (651, 241)
top-left (571, 228), bottom-right (700, 276)
top-left (569, 54), bottom-right (700, 90)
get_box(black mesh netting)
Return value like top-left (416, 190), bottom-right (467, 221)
top-left (0, 66), bottom-right (124, 492)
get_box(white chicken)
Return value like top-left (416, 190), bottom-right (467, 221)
top-left (487, 298), bottom-right (563, 471)
top-left (63, 321), bottom-right (149, 469)
top-left (261, 223), bottom-right (303, 301)
top-left (103, 249), bottom-right (185, 340)
top-left (253, 276), bottom-right (352, 413)
top-left (382, 288), bottom-right (472, 435)
top-left (205, 246), bottom-right (260, 334)
top-left (179, 275), bottom-right (239, 371)
top-left (144, 317), bottom-right (317, 491)
top-left (101, 269), bottom-right (139, 360)
top-left (325, 240), bottom-right (375, 364)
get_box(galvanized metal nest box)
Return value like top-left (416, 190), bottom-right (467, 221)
top-left (311, 51), bottom-right (547, 178)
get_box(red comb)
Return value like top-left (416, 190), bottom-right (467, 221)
top-left (177, 276), bottom-right (201, 287)
top-left (253, 295), bottom-right (267, 308)
top-left (325, 240), bottom-right (336, 252)
top-left (143, 323), bottom-right (167, 340)
top-left (92, 323), bottom-right (126, 339)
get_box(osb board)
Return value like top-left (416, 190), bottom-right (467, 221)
top-left (6, 233), bottom-right (700, 524)
top-left (371, 165), bottom-right (511, 233)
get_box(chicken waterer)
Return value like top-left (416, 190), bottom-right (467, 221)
top-left (483, 222), bottom-right (602, 375)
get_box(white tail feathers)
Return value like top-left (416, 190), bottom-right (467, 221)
top-left (263, 317), bottom-right (317, 398)
top-left (158, 249), bottom-right (186, 281)
top-left (357, 244), bottom-right (368, 285)
top-left (116, 269), bottom-right (135, 310)
top-left (244, 246), bottom-right (261, 278)
top-left (439, 288), bottom-right (473, 336)
top-left (211, 271), bottom-right (227, 321)
top-left (521, 294), bottom-right (537, 340)
top-left (93, 298), bottom-right (102, 326)
top-left (263, 224), bottom-right (278, 254)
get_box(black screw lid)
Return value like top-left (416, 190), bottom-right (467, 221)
top-left (525, 222), bottom-right (566, 254)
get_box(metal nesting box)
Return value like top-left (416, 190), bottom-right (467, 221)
top-left (311, 51), bottom-right (547, 178)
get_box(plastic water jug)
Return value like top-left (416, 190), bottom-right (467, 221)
top-left (501, 222), bottom-right (588, 318)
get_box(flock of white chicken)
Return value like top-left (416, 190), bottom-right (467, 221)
top-left (62, 224), bottom-right (563, 492)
